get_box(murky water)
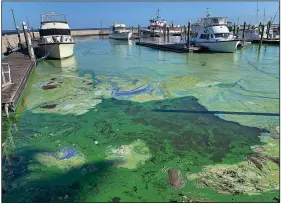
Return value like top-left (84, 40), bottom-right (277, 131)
top-left (2, 36), bottom-right (279, 202)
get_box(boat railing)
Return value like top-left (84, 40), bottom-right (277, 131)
top-left (2, 63), bottom-right (12, 89)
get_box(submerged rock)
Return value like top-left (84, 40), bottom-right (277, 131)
top-left (112, 197), bottom-right (120, 203)
top-left (168, 169), bottom-right (185, 190)
top-left (40, 104), bottom-right (58, 109)
top-left (42, 84), bottom-right (58, 90)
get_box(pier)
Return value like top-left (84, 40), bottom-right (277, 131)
top-left (136, 41), bottom-right (202, 53)
top-left (2, 49), bottom-right (36, 113)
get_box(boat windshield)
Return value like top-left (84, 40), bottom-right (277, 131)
top-left (214, 33), bottom-right (229, 38)
top-left (41, 11), bottom-right (66, 23)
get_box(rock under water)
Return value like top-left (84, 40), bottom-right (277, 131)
top-left (168, 169), bottom-right (185, 190)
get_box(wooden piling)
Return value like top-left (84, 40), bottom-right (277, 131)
top-left (187, 21), bottom-right (191, 47)
top-left (22, 22), bottom-right (35, 61)
top-left (266, 21), bottom-right (271, 39)
top-left (138, 24), bottom-right (141, 43)
top-left (236, 26), bottom-right (239, 38)
top-left (163, 24), bottom-right (166, 43)
top-left (259, 22), bottom-right (261, 33)
top-left (260, 24), bottom-right (265, 46)
top-left (184, 25), bottom-right (187, 41)
top-left (233, 23), bottom-right (236, 35)
top-left (242, 21), bottom-right (246, 40)
top-left (180, 27), bottom-right (183, 41)
top-left (31, 27), bottom-right (35, 39)
top-left (167, 27), bottom-right (169, 43)
top-left (11, 9), bottom-right (22, 49)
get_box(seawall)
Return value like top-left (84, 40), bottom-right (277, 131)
top-left (2, 29), bottom-right (139, 54)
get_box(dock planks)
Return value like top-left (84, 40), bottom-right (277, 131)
top-left (2, 50), bottom-right (35, 109)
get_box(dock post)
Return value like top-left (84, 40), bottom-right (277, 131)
top-left (233, 23), bottom-right (236, 36)
top-left (132, 26), bottom-right (134, 34)
top-left (236, 26), bottom-right (239, 38)
top-left (259, 22), bottom-right (261, 33)
top-left (11, 9), bottom-right (22, 49)
top-left (138, 24), bottom-right (141, 43)
top-left (163, 24), bottom-right (166, 43)
top-left (260, 24), bottom-right (265, 46)
top-left (180, 27), bottom-right (183, 41)
top-left (22, 22), bottom-right (35, 61)
top-left (184, 25), bottom-right (187, 41)
top-left (266, 21), bottom-right (271, 39)
top-left (31, 26), bottom-right (35, 39)
top-left (167, 27), bottom-right (169, 43)
top-left (5, 104), bottom-right (9, 118)
top-left (242, 21), bottom-right (246, 41)
top-left (187, 21), bottom-right (191, 48)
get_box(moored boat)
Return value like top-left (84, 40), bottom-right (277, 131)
top-left (36, 11), bottom-right (75, 59)
top-left (109, 23), bottom-right (132, 40)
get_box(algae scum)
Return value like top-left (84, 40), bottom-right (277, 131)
top-left (2, 37), bottom-right (279, 202)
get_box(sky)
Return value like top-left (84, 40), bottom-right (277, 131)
top-left (2, 1), bottom-right (280, 30)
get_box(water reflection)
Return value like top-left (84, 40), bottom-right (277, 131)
top-left (109, 38), bottom-right (133, 46)
top-left (44, 56), bottom-right (78, 70)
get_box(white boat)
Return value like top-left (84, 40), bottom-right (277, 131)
top-left (141, 9), bottom-right (167, 37)
top-left (238, 26), bottom-right (273, 41)
top-left (190, 9), bottom-right (240, 53)
top-left (36, 11), bottom-right (75, 59)
top-left (109, 23), bottom-right (132, 40)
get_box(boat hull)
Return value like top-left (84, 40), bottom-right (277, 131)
top-left (198, 40), bottom-right (240, 53)
top-left (109, 32), bottom-right (132, 40)
top-left (36, 43), bottom-right (75, 59)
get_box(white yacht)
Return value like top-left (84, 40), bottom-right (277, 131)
top-left (109, 23), bottom-right (132, 40)
top-left (36, 11), bottom-right (75, 59)
top-left (190, 10), bottom-right (240, 53)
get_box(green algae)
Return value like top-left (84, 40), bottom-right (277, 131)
top-left (106, 139), bottom-right (151, 169)
top-left (2, 39), bottom-right (279, 202)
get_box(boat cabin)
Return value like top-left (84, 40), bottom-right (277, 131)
top-left (39, 11), bottom-right (73, 44)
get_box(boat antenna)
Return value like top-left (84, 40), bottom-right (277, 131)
top-left (263, 8), bottom-right (266, 24)
top-left (256, 0), bottom-right (259, 25)
top-left (156, 8), bottom-right (160, 19)
top-left (206, 8), bottom-right (211, 17)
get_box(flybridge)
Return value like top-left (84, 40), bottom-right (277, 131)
top-left (40, 11), bottom-right (67, 24)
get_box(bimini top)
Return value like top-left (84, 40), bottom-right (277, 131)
top-left (41, 11), bottom-right (67, 24)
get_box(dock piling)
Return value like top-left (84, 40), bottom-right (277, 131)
top-left (167, 27), bottom-right (169, 43)
top-left (184, 25), bottom-right (187, 41)
top-left (242, 21), bottom-right (246, 41)
top-left (22, 22), bottom-right (35, 61)
top-left (138, 24), bottom-right (141, 43)
top-left (187, 21), bottom-right (191, 48)
top-left (236, 26), bottom-right (239, 38)
top-left (11, 9), bottom-right (22, 49)
top-left (31, 26), bottom-right (35, 39)
top-left (260, 24), bottom-right (265, 46)
top-left (180, 27), bottom-right (183, 41)
top-left (233, 23), bottom-right (236, 36)
top-left (266, 21), bottom-right (271, 39)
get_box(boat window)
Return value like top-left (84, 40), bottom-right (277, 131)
top-left (39, 29), bottom-right (71, 36)
top-left (212, 18), bottom-right (219, 24)
top-left (214, 33), bottom-right (229, 38)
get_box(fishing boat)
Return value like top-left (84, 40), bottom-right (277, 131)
top-left (36, 11), bottom-right (75, 59)
top-left (109, 23), bottom-right (132, 40)
top-left (190, 9), bottom-right (240, 53)
top-left (141, 9), bottom-right (168, 37)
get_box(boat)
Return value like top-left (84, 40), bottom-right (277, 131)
top-left (35, 11), bottom-right (75, 59)
top-left (190, 9), bottom-right (240, 53)
top-left (109, 23), bottom-right (132, 40)
top-left (141, 9), bottom-right (168, 37)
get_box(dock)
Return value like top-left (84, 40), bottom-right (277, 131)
top-left (136, 41), bottom-right (202, 53)
top-left (2, 49), bottom-right (36, 111)
top-left (251, 39), bottom-right (280, 45)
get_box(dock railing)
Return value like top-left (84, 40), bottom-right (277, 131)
top-left (2, 63), bottom-right (12, 89)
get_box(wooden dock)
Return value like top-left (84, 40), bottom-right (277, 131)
top-left (136, 41), bottom-right (202, 53)
top-left (2, 50), bottom-right (35, 110)
top-left (251, 39), bottom-right (280, 45)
